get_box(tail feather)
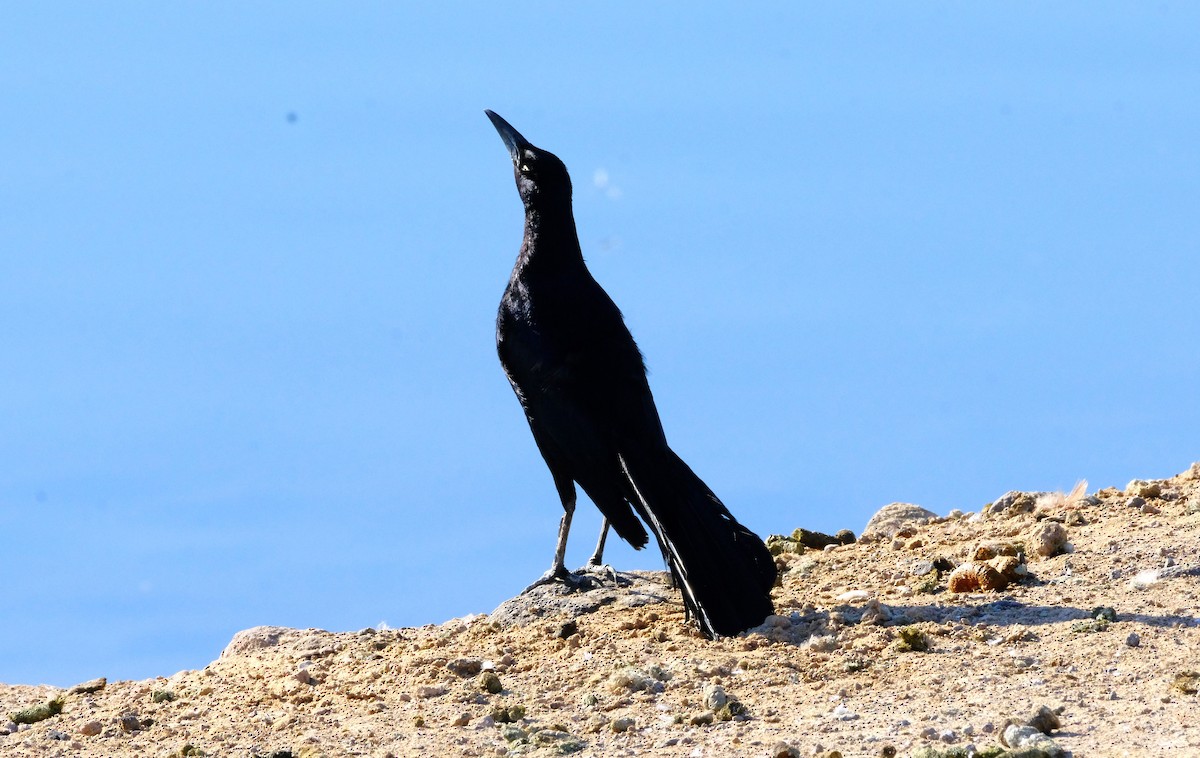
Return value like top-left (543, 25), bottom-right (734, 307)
top-left (618, 450), bottom-right (776, 638)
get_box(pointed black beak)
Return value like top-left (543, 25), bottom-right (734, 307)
top-left (485, 109), bottom-right (531, 164)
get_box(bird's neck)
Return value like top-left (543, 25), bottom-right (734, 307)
top-left (517, 207), bottom-right (585, 273)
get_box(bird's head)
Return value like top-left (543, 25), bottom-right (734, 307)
top-left (486, 110), bottom-right (573, 210)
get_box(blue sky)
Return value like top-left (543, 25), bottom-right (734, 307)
top-left (3, 4), bottom-right (1197, 687)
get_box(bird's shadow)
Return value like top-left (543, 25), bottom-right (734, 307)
top-left (757, 594), bottom-right (1198, 648)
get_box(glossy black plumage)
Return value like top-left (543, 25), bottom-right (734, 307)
top-left (486, 110), bottom-right (775, 638)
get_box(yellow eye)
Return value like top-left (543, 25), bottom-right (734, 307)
top-left (520, 164), bottom-right (530, 172)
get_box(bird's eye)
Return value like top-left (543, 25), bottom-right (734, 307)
top-left (520, 164), bottom-right (530, 173)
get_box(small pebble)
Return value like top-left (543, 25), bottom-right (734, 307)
top-left (611, 717), bottom-right (635, 733)
top-left (479, 671), bottom-right (503, 694)
top-left (70, 678), bottom-right (108, 695)
top-left (1027, 520), bottom-right (1069, 558)
top-left (446, 657), bottom-right (483, 677)
top-left (1126, 632), bottom-right (1141, 647)
top-left (703, 685), bottom-right (728, 711)
top-left (1129, 569), bottom-right (1161, 590)
top-left (1126, 479), bottom-right (1161, 498)
top-left (770, 741), bottom-right (801, 758)
top-left (79, 721), bottom-right (103, 736)
top-left (1002, 723), bottom-right (1063, 755)
top-left (830, 703), bottom-right (859, 721)
top-left (1027, 704), bottom-right (1062, 734)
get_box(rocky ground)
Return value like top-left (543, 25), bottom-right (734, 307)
top-left (4, 463), bottom-right (1199, 758)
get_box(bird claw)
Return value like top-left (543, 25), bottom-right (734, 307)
top-left (577, 562), bottom-right (620, 585)
top-left (520, 565), bottom-right (573, 594)
top-left (521, 564), bottom-right (613, 594)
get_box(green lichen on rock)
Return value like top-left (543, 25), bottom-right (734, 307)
top-left (491, 703), bottom-right (526, 723)
top-left (766, 533), bottom-right (804, 556)
top-left (540, 730), bottom-right (586, 755)
top-left (499, 723), bottom-right (526, 743)
top-left (767, 527), bottom-right (855, 556)
top-left (1070, 618), bottom-right (1110, 634)
top-left (10, 696), bottom-right (64, 724)
top-left (910, 748), bottom-right (971, 758)
top-left (894, 626), bottom-right (930, 652)
top-left (479, 671), bottom-right (503, 694)
top-left (498, 722), bottom-right (585, 754)
top-left (1172, 671), bottom-right (1200, 695)
top-left (1091, 606), bottom-right (1118, 622)
top-left (1070, 606), bottom-right (1119, 633)
top-left (911, 748), bottom-right (1009, 758)
top-left (914, 570), bottom-right (941, 594)
top-left (715, 699), bottom-right (747, 721)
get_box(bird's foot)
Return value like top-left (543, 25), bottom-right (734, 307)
top-left (576, 561), bottom-right (620, 585)
top-left (521, 564), bottom-right (611, 594)
top-left (520, 564), bottom-right (573, 594)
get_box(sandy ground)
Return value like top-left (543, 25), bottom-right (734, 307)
top-left (3, 463), bottom-right (1199, 758)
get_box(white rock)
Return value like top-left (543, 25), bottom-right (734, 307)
top-left (862, 502), bottom-right (940, 539)
top-left (830, 703), bottom-right (859, 721)
top-left (835, 590), bottom-right (871, 603)
top-left (1002, 724), bottom-right (1063, 756)
top-left (1129, 569), bottom-right (1161, 590)
top-left (702, 685), bottom-right (728, 711)
top-left (221, 626), bottom-right (289, 658)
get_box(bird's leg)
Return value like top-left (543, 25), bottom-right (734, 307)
top-left (521, 505), bottom-right (574, 592)
top-left (549, 504), bottom-right (573, 577)
top-left (577, 519), bottom-right (619, 584)
top-left (522, 475), bottom-right (582, 593)
top-left (586, 519), bottom-right (610, 566)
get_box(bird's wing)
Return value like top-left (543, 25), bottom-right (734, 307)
top-left (499, 311), bottom-right (652, 547)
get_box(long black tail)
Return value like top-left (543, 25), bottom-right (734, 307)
top-left (618, 449), bottom-right (776, 638)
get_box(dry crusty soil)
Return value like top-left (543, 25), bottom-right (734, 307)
top-left (3, 464), bottom-right (1199, 758)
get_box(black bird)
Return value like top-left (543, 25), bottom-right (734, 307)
top-left (485, 110), bottom-right (776, 638)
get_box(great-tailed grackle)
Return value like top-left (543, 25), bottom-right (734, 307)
top-left (485, 110), bottom-right (776, 638)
